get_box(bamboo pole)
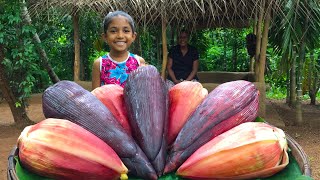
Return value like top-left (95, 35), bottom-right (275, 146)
top-left (253, 7), bottom-right (258, 35)
top-left (286, 65), bottom-right (290, 104)
top-left (161, 16), bottom-right (168, 79)
top-left (254, 0), bottom-right (265, 81)
top-left (258, 3), bottom-right (271, 83)
top-left (290, 48), bottom-right (297, 107)
top-left (296, 1), bottom-right (310, 125)
top-left (73, 11), bottom-right (81, 81)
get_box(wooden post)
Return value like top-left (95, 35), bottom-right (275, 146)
top-left (161, 16), bottom-right (168, 79)
top-left (253, 7), bottom-right (258, 35)
top-left (254, 0), bottom-right (265, 81)
top-left (290, 48), bottom-right (297, 107)
top-left (73, 11), bottom-right (80, 81)
top-left (256, 1), bottom-right (270, 118)
top-left (258, 3), bottom-right (271, 83)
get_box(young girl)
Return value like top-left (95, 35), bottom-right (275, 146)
top-left (92, 11), bottom-right (146, 90)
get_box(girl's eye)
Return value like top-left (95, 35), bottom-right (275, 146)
top-left (108, 28), bottom-right (117, 33)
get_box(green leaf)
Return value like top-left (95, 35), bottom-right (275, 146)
top-left (23, 87), bottom-right (30, 94)
top-left (15, 102), bottom-right (21, 108)
top-left (15, 156), bottom-right (53, 180)
top-left (13, 150), bottom-right (311, 180)
top-left (255, 117), bottom-right (266, 123)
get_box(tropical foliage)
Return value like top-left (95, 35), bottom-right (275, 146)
top-left (0, 1), bottom-right (42, 105)
top-left (268, 0), bottom-right (320, 104)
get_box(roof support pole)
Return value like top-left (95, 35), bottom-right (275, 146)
top-left (254, 0), bottom-right (265, 81)
top-left (72, 10), bottom-right (80, 81)
top-left (257, 3), bottom-right (271, 83)
top-left (253, 7), bottom-right (258, 35)
top-left (161, 15), bottom-right (168, 79)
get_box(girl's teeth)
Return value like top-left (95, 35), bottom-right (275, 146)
top-left (116, 42), bottom-right (125, 45)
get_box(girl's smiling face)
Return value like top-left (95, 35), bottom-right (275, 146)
top-left (104, 15), bottom-right (136, 55)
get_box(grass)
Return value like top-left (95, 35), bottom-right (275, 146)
top-left (267, 86), bottom-right (320, 101)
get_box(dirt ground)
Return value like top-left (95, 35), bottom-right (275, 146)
top-left (0, 93), bottom-right (319, 180)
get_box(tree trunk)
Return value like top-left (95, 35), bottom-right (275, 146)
top-left (254, 0), bottom-right (265, 80)
top-left (308, 51), bottom-right (314, 104)
top-left (73, 12), bottom-right (81, 81)
top-left (310, 72), bottom-right (319, 105)
top-left (253, 6), bottom-right (258, 35)
top-left (258, 3), bottom-right (271, 83)
top-left (295, 39), bottom-right (306, 125)
top-left (309, 51), bottom-right (319, 105)
top-left (223, 29), bottom-right (227, 71)
top-left (250, 56), bottom-right (255, 72)
top-left (21, 0), bottom-right (60, 83)
top-left (289, 50), bottom-right (297, 107)
top-left (0, 44), bottom-right (33, 127)
top-left (286, 67), bottom-right (290, 104)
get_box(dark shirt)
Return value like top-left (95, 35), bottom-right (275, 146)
top-left (168, 45), bottom-right (199, 80)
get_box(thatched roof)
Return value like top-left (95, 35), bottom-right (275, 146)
top-left (28, 0), bottom-right (283, 29)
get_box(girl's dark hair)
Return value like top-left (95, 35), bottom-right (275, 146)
top-left (103, 11), bottom-right (136, 33)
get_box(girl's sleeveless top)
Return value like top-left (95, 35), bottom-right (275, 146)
top-left (99, 53), bottom-right (140, 88)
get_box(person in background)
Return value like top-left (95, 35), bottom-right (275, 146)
top-left (92, 11), bottom-right (146, 90)
top-left (166, 30), bottom-right (199, 84)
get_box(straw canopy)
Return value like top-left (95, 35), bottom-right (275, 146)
top-left (28, 0), bottom-right (283, 29)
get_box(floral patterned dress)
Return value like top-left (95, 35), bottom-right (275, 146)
top-left (99, 53), bottom-right (140, 88)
